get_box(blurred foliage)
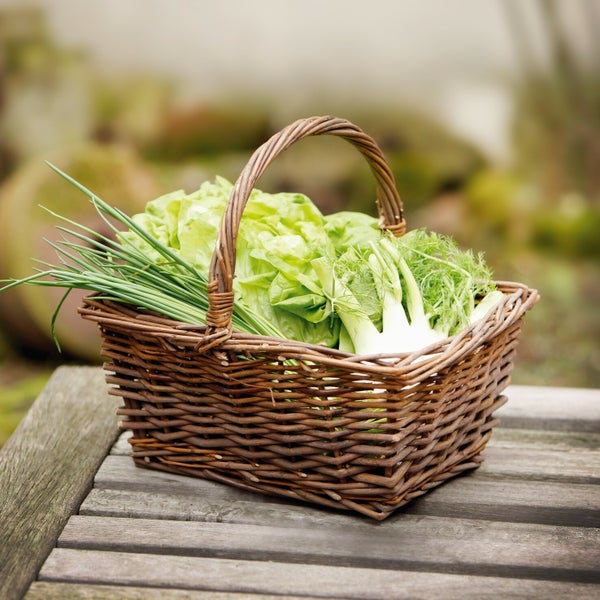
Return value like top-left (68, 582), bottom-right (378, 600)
top-left (0, 359), bottom-right (54, 446)
top-left (0, 7), bottom-right (93, 167)
top-left (1, 2), bottom-right (599, 445)
top-left (509, 256), bottom-right (600, 387)
top-left (0, 143), bottom-right (161, 359)
top-left (505, 0), bottom-right (600, 206)
top-left (479, 0), bottom-right (600, 386)
top-left (147, 104), bottom-right (271, 160)
top-left (532, 200), bottom-right (600, 258)
top-left (252, 108), bottom-right (485, 216)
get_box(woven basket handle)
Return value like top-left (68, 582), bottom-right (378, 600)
top-left (204, 115), bottom-right (405, 338)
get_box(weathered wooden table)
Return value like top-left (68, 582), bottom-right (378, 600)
top-left (1, 366), bottom-right (599, 599)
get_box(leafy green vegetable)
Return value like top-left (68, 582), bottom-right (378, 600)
top-left (85, 175), bottom-right (502, 355)
top-left (0, 167), bottom-right (285, 348)
top-left (323, 211), bottom-right (381, 255)
top-left (312, 230), bottom-right (500, 355)
top-left (122, 176), bottom-right (343, 346)
top-left (2, 168), bottom-right (501, 357)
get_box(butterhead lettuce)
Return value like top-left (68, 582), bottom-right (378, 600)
top-left (121, 177), bottom-right (372, 346)
top-left (122, 176), bottom-right (498, 355)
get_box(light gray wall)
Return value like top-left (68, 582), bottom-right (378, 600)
top-left (2, 0), bottom-right (597, 161)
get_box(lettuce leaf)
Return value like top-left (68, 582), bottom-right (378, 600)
top-left (324, 211), bottom-right (381, 255)
top-left (121, 177), bottom-right (343, 347)
top-left (120, 177), bottom-right (496, 354)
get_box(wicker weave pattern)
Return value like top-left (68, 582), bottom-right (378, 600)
top-left (81, 116), bottom-right (539, 520)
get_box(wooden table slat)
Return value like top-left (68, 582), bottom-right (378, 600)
top-left (25, 581), bottom-right (311, 600)
top-left (87, 454), bottom-right (600, 527)
top-left (480, 445), bottom-right (600, 484)
top-left (496, 385), bottom-right (600, 432)
top-left (95, 441), bottom-right (600, 494)
top-left (1, 367), bottom-right (598, 599)
top-left (0, 367), bottom-right (120, 600)
top-left (56, 514), bottom-right (600, 583)
top-left (37, 548), bottom-right (600, 600)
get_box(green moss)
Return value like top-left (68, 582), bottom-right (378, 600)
top-left (0, 369), bottom-right (52, 447)
top-left (532, 205), bottom-right (600, 258)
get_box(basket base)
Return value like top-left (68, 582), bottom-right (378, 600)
top-left (127, 431), bottom-right (494, 521)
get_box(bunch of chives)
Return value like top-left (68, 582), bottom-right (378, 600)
top-left (0, 164), bottom-right (285, 349)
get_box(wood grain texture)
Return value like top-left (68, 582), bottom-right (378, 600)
top-left (79, 477), bottom-right (600, 529)
top-left (0, 366), bottom-right (120, 600)
top-left (480, 443), bottom-right (600, 484)
top-left (87, 454), bottom-right (600, 527)
top-left (38, 548), bottom-right (599, 600)
top-left (491, 427), bottom-right (600, 450)
top-left (5, 368), bottom-right (600, 599)
top-left (497, 385), bottom-right (600, 432)
top-left (404, 477), bottom-right (599, 526)
top-left (56, 514), bottom-right (600, 582)
top-left (25, 581), bottom-right (312, 600)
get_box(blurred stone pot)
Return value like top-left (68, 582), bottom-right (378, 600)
top-left (0, 143), bottom-right (161, 360)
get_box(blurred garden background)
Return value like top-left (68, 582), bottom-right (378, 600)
top-left (0, 0), bottom-right (599, 445)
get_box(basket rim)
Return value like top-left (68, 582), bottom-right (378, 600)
top-left (80, 280), bottom-right (539, 381)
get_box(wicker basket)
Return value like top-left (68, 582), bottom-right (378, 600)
top-left (80, 116), bottom-right (539, 520)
